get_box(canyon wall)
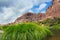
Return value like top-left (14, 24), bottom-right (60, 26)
top-left (46, 0), bottom-right (60, 18)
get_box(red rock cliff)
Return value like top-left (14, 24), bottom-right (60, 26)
top-left (46, 0), bottom-right (60, 18)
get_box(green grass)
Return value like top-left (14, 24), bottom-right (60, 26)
top-left (0, 33), bottom-right (1, 40)
top-left (1, 22), bottom-right (52, 40)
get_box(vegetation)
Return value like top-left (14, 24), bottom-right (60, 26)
top-left (0, 18), bottom-right (60, 40)
top-left (0, 23), bottom-right (52, 40)
top-left (38, 18), bottom-right (60, 33)
top-left (38, 18), bottom-right (60, 26)
top-left (0, 25), bottom-right (9, 30)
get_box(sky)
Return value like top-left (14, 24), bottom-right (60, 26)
top-left (0, 0), bottom-right (52, 24)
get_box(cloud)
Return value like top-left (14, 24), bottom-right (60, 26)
top-left (0, 0), bottom-right (52, 24)
top-left (0, 7), bottom-right (15, 24)
top-left (39, 3), bottom-right (47, 10)
top-left (33, 0), bottom-right (52, 5)
top-left (40, 11), bottom-right (46, 13)
top-left (29, 3), bottom-right (47, 13)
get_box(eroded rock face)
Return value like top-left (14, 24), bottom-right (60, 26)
top-left (46, 0), bottom-right (60, 18)
top-left (15, 12), bottom-right (46, 23)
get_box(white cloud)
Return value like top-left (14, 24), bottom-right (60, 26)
top-left (0, 7), bottom-right (15, 24)
top-left (40, 11), bottom-right (46, 13)
top-left (29, 10), bottom-right (33, 13)
top-left (29, 3), bottom-right (47, 13)
top-left (33, 0), bottom-right (52, 5)
top-left (39, 3), bottom-right (47, 10)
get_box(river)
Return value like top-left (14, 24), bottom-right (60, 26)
top-left (46, 30), bottom-right (60, 40)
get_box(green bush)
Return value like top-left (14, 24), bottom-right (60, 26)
top-left (1, 23), bottom-right (52, 40)
top-left (50, 24), bottom-right (60, 31)
top-left (38, 18), bottom-right (60, 34)
top-left (38, 18), bottom-right (60, 27)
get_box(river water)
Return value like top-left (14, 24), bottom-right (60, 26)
top-left (46, 30), bottom-right (60, 40)
top-left (46, 34), bottom-right (60, 40)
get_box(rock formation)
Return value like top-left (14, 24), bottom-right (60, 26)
top-left (15, 12), bottom-right (46, 23)
top-left (46, 0), bottom-right (60, 18)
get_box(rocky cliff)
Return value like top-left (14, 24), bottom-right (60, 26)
top-left (15, 12), bottom-right (46, 23)
top-left (46, 0), bottom-right (60, 18)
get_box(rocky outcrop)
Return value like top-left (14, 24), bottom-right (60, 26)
top-left (15, 12), bottom-right (46, 23)
top-left (46, 0), bottom-right (60, 18)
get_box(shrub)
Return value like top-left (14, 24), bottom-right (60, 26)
top-left (38, 18), bottom-right (60, 27)
top-left (1, 23), bottom-right (52, 40)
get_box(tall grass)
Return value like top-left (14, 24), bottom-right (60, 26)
top-left (1, 23), bottom-right (52, 40)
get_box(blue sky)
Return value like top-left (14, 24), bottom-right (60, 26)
top-left (0, 0), bottom-right (52, 24)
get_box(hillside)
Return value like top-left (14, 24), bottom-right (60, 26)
top-left (15, 13), bottom-right (46, 23)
